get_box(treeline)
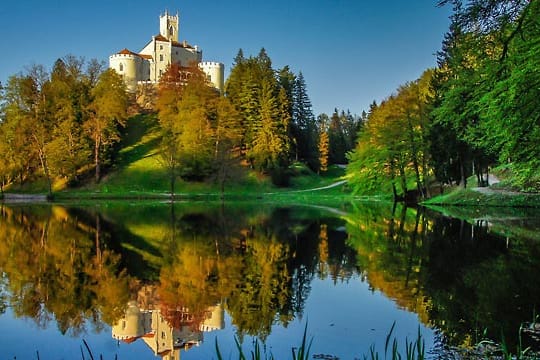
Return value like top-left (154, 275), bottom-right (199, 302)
top-left (0, 50), bottom-right (361, 195)
top-left (347, 0), bottom-right (540, 197)
top-left (0, 56), bottom-right (128, 197)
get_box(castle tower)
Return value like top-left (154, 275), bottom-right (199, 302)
top-left (160, 10), bottom-right (179, 42)
top-left (199, 62), bottom-right (225, 93)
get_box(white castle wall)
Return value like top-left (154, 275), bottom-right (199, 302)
top-left (199, 61), bottom-right (224, 92)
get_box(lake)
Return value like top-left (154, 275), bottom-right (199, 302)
top-left (0, 201), bottom-right (539, 359)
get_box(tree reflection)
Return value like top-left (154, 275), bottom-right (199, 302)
top-left (0, 205), bottom-right (131, 335)
top-left (5, 202), bottom-right (537, 354)
top-left (154, 205), bottom-right (358, 341)
top-left (344, 202), bottom-right (540, 351)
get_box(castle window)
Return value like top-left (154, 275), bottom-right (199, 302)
top-left (160, 54), bottom-right (164, 62)
top-left (119, 63), bottom-right (124, 72)
top-left (160, 45), bottom-right (163, 50)
top-left (169, 26), bottom-right (174, 37)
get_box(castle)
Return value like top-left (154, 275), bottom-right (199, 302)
top-left (109, 10), bottom-right (224, 92)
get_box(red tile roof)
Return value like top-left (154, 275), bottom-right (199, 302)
top-left (117, 48), bottom-right (140, 56)
top-left (153, 34), bottom-right (195, 49)
top-left (116, 48), bottom-right (154, 60)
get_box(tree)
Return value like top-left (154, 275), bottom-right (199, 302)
top-left (225, 49), bottom-right (297, 183)
top-left (84, 69), bottom-right (128, 183)
top-left (346, 71), bottom-right (435, 200)
top-left (328, 109), bottom-right (347, 164)
top-left (1, 67), bottom-right (54, 197)
top-left (213, 97), bottom-right (242, 196)
top-left (292, 72), bottom-right (318, 169)
top-left (156, 63), bottom-right (188, 196)
top-left (317, 114), bottom-right (330, 173)
top-left (174, 67), bottom-right (219, 180)
top-left (433, 0), bottom-right (538, 189)
top-left (45, 57), bottom-right (92, 184)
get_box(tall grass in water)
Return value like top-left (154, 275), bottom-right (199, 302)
top-left (364, 322), bottom-right (425, 360)
top-left (215, 323), bottom-right (312, 360)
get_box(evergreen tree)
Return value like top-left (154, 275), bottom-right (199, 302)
top-left (213, 97), bottom-right (242, 196)
top-left (328, 109), bottom-right (347, 164)
top-left (46, 57), bottom-right (92, 184)
top-left (292, 72), bottom-right (317, 169)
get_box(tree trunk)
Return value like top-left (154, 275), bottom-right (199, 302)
top-left (406, 115), bottom-right (424, 199)
top-left (459, 155), bottom-right (467, 188)
top-left (398, 163), bottom-right (408, 195)
top-left (94, 136), bottom-right (101, 183)
top-left (37, 148), bottom-right (53, 199)
top-left (170, 168), bottom-right (175, 199)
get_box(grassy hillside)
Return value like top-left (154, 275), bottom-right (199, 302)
top-left (46, 113), bottom-right (350, 201)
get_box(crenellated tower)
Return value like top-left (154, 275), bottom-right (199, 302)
top-left (159, 10), bottom-right (179, 42)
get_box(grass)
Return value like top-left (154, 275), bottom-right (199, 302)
top-left (363, 322), bottom-right (425, 360)
top-left (3, 112), bottom-right (353, 203)
top-left (423, 187), bottom-right (540, 208)
top-left (46, 114), bottom-right (348, 201)
top-left (215, 323), bottom-right (313, 360)
top-left (214, 323), bottom-right (427, 360)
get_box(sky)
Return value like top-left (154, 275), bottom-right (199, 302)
top-left (0, 0), bottom-right (452, 116)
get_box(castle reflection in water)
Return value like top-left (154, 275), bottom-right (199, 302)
top-left (112, 286), bottom-right (224, 360)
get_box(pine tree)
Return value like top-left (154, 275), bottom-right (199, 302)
top-left (292, 72), bottom-right (317, 169)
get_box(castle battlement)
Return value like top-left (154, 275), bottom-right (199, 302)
top-left (199, 61), bottom-right (223, 67)
top-left (110, 53), bottom-right (140, 59)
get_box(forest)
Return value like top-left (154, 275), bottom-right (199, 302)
top-left (0, 0), bottom-right (538, 199)
top-left (347, 0), bottom-right (540, 197)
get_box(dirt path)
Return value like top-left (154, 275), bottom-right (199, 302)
top-left (470, 174), bottom-right (522, 196)
top-left (2, 194), bottom-right (48, 203)
top-left (264, 180), bottom-right (347, 195)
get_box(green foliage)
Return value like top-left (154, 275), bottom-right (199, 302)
top-left (433, 0), bottom-right (540, 191)
top-left (85, 68), bottom-right (128, 183)
top-left (347, 70), bottom-right (433, 199)
top-left (423, 187), bottom-right (540, 208)
top-left (225, 49), bottom-right (295, 180)
top-left (0, 56), bottom-right (124, 191)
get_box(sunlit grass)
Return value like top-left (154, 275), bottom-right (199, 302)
top-left (9, 114), bottom-right (353, 202)
top-left (423, 187), bottom-right (540, 208)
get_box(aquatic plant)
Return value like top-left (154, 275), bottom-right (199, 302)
top-left (215, 323), bottom-right (312, 360)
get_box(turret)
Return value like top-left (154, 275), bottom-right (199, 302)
top-left (109, 48), bottom-right (148, 92)
top-left (199, 61), bottom-right (225, 93)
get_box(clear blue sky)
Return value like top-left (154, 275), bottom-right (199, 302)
top-left (0, 0), bottom-right (451, 115)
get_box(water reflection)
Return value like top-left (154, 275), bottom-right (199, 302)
top-left (112, 285), bottom-right (224, 359)
top-left (0, 202), bottom-right (539, 358)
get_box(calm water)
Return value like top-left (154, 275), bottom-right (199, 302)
top-left (0, 201), bottom-right (539, 359)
